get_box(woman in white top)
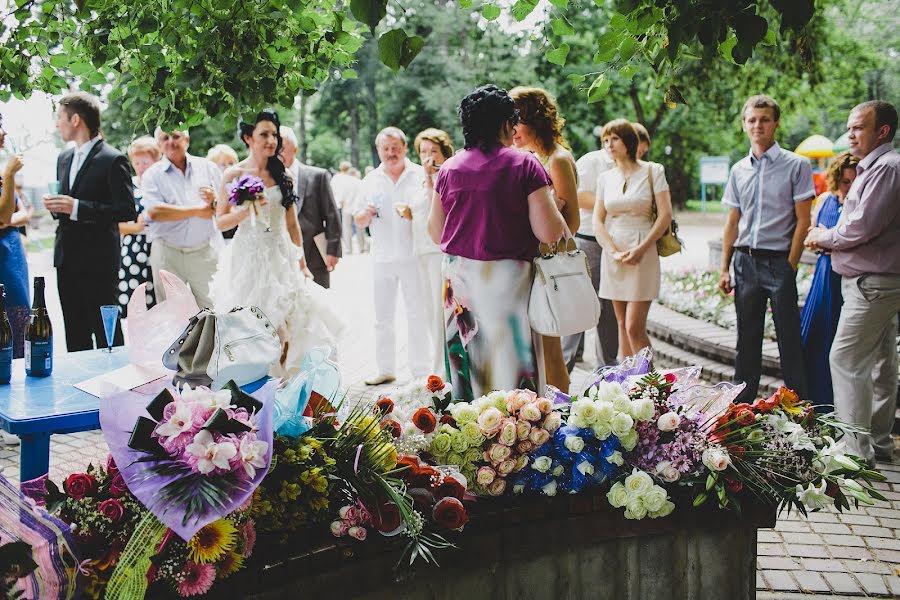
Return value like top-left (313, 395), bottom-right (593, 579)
top-left (407, 128), bottom-right (453, 376)
top-left (593, 119), bottom-right (672, 358)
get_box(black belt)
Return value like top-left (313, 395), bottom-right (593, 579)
top-left (734, 246), bottom-right (789, 257)
top-left (574, 233), bottom-right (597, 242)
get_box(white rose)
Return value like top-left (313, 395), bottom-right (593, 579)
top-left (650, 500), bottom-right (675, 518)
top-left (513, 483), bottom-right (526, 494)
top-left (594, 401), bottom-right (615, 423)
top-left (655, 461), bottom-right (680, 483)
top-left (452, 404), bottom-right (479, 424)
top-left (612, 393), bottom-right (632, 414)
top-left (592, 421), bottom-right (613, 441)
top-left (619, 429), bottom-right (639, 451)
top-left (596, 381), bottom-right (630, 407)
top-left (551, 464), bottom-right (565, 477)
top-left (532, 456), bottom-right (552, 473)
top-left (642, 485), bottom-right (668, 513)
top-left (702, 446), bottom-right (731, 472)
top-left (624, 496), bottom-right (648, 520)
top-left (656, 411), bottom-right (681, 432)
top-left (571, 398), bottom-right (599, 425)
top-left (542, 480), bottom-right (558, 497)
top-left (567, 415), bottom-right (588, 429)
top-left (624, 469), bottom-right (653, 497)
top-left (631, 398), bottom-right (656, 422)
top-left (487, 391), bottom-right (509, 411)
top-left (606, 451), bottom-right (624, 466)
top-left (564, 435), bottom-right (586, 454)
top-left (576, 460), bottom-right (595, 477)
top-left (606, 482), bottom-right (628, 508)
top-left (611, 412), bottom-right (635, 437)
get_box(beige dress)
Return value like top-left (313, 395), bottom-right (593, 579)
top-left (598, 162), bottom-right (669, 301)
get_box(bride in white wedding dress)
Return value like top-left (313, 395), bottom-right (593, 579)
top-left (209, 111), bottom-right (344, 379)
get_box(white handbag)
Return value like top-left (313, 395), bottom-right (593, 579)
top-left (162, 306), bottom-right (282, 390)
top-left (528, 236), bottom-right (602, 337)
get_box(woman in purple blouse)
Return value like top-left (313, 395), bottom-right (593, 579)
top-left (428, 84), bottom-right (567, 401)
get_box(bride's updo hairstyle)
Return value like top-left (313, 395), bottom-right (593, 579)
top-left (239, 111), bottom-right (297, 209)
top-left (459, 84), bottom-right (519, 152)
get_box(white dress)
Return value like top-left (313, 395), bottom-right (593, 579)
top-left (209, 186), bottom-right (346, 379)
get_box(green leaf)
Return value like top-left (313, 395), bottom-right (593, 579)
top-left (341, 68), bottom-right (358, 80)
top-left (545, 43), bottom-right (569, 66)
top-left (350, 0), bottom-right (387, 31)
top-left (510, 0), bottom-right (538, 22)
top-left (609, 13), bottom-right (628, 31)
top-left (458, 0), bottom-right (473, 7)
top-left (378, 29), bottom-right (423, 72)
top-left (567, 73), bottom-right (586, 85)
top-left (48, 54), bottom-right (68, 68)
top-left (587, 73), bottom-right (610, 103)
top-left (618, 37), bottom-right (636, 61)
top-left (718, 32), bottom-right (738, 64)
top-left (481, 4), bottom-right (501, 20)
top-left (550, 17), bottom-right (575, 37)
top-left (594, 31), bottom-right (622, 62)
top-left (618, 64), bottom-right (635, 80)
top-left (547, 0), bottom-right (567, 8)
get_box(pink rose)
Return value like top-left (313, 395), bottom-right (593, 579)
top-left (519, 403), bottom-right (542, 422)
top-left (514, 454), bottom-right (529, 472)
top-left (542, 412), bottom-right (563, 433)
top-left (487, 443), bottom-right (512, 464)
top-left (529, 428), bottom-right (551, 447)
top-left (486, 478), bottom-right (507, 497)
top-left (515, 420), bottom-right (532, 441)
top-left (475, 466), bottom-right (496, 486)
top-left (516, 440), bottom-right (535, 454)
top-left (338, 505), bottom-right (358, 523)
top-left (656, 411), bottom-right (681, 432)
top-left (498, 418), bottom-right (518, 446)
top-left (348, 526), bottom-right (367, 541)
top-left (536, 398), bottom-right (553, 415)
top-left (330, 520), bottom-right (349, 537)
top-left (99, 498), bottom-right (124, 523)
top-left (477, 407), bottom-right (504, 436)
top-left (505, 391), bottom-right (531, 413)
top-left (497, 459), bottom-right (517, 476)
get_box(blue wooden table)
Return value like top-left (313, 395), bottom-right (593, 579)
top-left (0, 349), bottom-right (266, 482)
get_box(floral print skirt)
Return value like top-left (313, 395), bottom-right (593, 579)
top-left (443, 255), bottom-right (543, 401)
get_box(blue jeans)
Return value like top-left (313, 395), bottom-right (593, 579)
top-left (733, 250), bottom-right (808, 403)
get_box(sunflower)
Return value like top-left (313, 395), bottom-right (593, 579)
top-left (187, 519), bottom-right (238, 564)
top-left (216, 550), bottom-right (245, 578)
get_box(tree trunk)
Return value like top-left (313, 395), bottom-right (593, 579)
top-left (298, 95), bottom-right (308, 164)
top-left (365, 66), bottom-right (378, 167)
top-left (665, 132), bottom-right (689, 209)
top-left (350, 101), bottom-right (360, 168)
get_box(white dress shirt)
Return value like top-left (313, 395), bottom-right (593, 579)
top-left (575, 149), bottom-right (615, 236)
top-left (67, 134), bottom-right (102, 221)
top-left (357, 159), bottom-right (424, 263)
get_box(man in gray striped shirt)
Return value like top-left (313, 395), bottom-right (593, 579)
top-left (719, 95), bottom-right (815, 403)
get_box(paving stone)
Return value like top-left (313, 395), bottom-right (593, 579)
top-left (821, 572), bottom-right (864, 595)
top-left (758, 543), bottom-right (785, 556)
top-left (810, 522), bottom-right (852, 535)
top-left (791, 570), bottom-right (830, 593)
top-left (758, 530), bottom-right (783, 543)
top-left (786, 543), bottom-right (830, 558)
top-left (852, 524), bottom-right (895, 538)
top-left (868, 507), bottom-right (900, 519)
top-left (822, 534), bottom-right (866, 547)
top-left (775, 520), bottom-right (812, 533)
top-left (787, 532), bottom-right (822, 545)
top-left (758, 556), bottom-right (802, 570)
top-left (805, 511), bottom-right (839, 523)
top-left (885, 575), bottom-right (900, 596)
top-left (855, 572), bottom-right (890, 596)
top-left (800, 557), bottom-right (846, 572)
top-left (872, 548), bottom-right (900, 563)
top-left (761, 570), bottom-right (798, 592)
top-left (755, 572), bottom-right (766, 590)
top-left (844, 559), bottom-right (892, 574)
top-left (839, 513), bottom-right (880, 525)
top-left (829, 546), bottom-right (873, 560)
top-left (879, 518), bottom-right (900, 529)
top-left (866, 536), bottom-right (900, 550)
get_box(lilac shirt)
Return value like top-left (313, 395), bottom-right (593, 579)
top-left (818, 143), bottom-right (900, 277)
top-left (435, 146), bottom-right (550, 262)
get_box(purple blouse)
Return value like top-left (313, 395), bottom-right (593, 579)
top-left (435, 145), bottom-right (550, 262)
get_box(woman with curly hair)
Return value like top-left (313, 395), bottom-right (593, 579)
top-left (510, 86), bottom-right (579, 393)
top-left (210, 111), bottom-right (345, 378)
top-left (428, 84), bottom-right (566, 401)
top-left (800, 151), bottom-right (858, 409)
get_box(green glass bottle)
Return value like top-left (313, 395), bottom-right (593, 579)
top-left (25, 276), bottom-right (52, 377)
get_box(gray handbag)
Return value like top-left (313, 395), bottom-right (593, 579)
top-left (162, 306), bottom-right (281, 389)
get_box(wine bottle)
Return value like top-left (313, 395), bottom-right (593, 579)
top-left (0, 284), bottom-right (12, 384)
top-left (25, 276), bottom-right (52, 377)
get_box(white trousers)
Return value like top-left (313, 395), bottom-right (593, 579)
top-left (150, 239), bottom-right (218, 310)
top-left (373, 258), bottom-right (430, 377)
top-left (418, 252), bottom-right (445, 377)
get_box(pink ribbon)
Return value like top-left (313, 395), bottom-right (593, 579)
top-left (353, 444), bottom-right (364, 475)
top-left (77, 559), bottom-right (93, 576)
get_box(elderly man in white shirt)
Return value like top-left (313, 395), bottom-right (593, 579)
top-left (141, 128), bottom-right (222, 309)
top-left (355, 127), bottom-right (430, 385)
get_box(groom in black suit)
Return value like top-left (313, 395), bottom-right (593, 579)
top-left (43, 92), bottom-right (136, 351)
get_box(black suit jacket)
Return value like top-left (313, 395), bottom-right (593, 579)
top-left (54, 140), bottom-right (136, 273)
top-left (296, 163), bottom-right (342, 262)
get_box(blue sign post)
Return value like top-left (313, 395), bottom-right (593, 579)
top-left (699, 156), bottom-right (730, 212)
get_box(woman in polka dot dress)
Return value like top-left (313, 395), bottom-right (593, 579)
top-left (118, 137), bottom-right (160, 316)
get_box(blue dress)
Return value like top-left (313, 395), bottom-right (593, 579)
top-left (0, 183), bottom-right (30, 358)
top-left (800, 193), bottom-right (842, 410)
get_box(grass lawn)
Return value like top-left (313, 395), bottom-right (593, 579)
top-left (683, 199), bottom-right (726, 213)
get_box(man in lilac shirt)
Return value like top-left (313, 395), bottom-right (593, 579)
top-left (806, 100), bottom-right (900, 465)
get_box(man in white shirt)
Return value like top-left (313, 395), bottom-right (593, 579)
top-left (355, 127), bottom-right (429, 384)
top-left (141, 128), bottom-right (222, 309)
top-left (562, 123), bottom-right (653, 371)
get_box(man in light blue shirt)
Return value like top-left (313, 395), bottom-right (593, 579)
top-left (141, 128), bottom-right (222, 309)
top-left (719, 95), bottom-right (815, 403)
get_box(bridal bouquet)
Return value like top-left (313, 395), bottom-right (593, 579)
top-left (371, 374), bottom-right (453, 455)
top-left (227, 175), bottom-right (266, 227)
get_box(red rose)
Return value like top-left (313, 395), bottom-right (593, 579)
top-left (396, 455), bottom-right (420, 470)
top-left (731, 406), bottom-right (755, 426)
top-left (426, 375), bottom-right (444, 394)
top-left (381, 419), bottom-right (402, 438)
top-left (663, 373), bottom-right (677, 385)
top-left (64, 473), bottom-right (98, 500)
top-left (371, 502), bottom-right (402, 533)
top-left (99, 498), bottom-right (125, 523)
top-left (412, 408), bottom-right (437, 434)
top-left (439, 414), bottom-right (457, 427)
top-left (433, 476), bottom-right (466, 501)
top-left (375, 397), bottom-right (395, 415)
top-left (408, 465), bottom-right (440, 489)
top-left (106, 455), bottom-right (119, 478)
top-left (108, 473), bottom-right (129, 499)
top-left (432, 497), bottom-right (468, 530)
top-left (725, 479), bottom-right (744, 494)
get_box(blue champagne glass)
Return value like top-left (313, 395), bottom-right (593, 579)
top-left (100, 305), bottom-right (120, 352)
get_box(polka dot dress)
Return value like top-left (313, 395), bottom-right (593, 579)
top-left (118, 196), bottom-right (155, 317)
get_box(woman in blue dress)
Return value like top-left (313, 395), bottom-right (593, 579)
top-left (800, 152), bottom-right (858, 410)
top-left (0, 114), bottom-right (30, 359)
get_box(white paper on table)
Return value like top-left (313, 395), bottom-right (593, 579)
top-left (74, 363), bottom-right (170, 398)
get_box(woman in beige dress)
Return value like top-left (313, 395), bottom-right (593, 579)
top-left (510, 86), bottom-right (578, 394)
top-left (593, 119), bottom-right (672, 358)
